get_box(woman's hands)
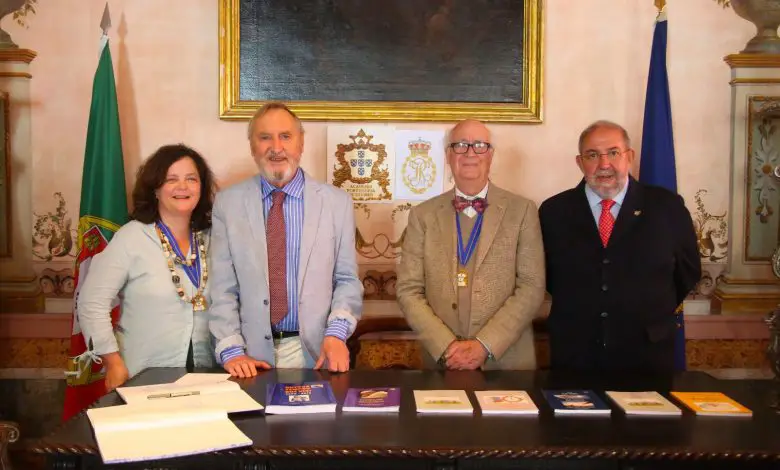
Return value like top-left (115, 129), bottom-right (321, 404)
top-left (101, 352), bottom-right (129, 392)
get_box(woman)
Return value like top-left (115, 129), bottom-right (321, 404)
top-left (77, 144), bottom-right (217, 391)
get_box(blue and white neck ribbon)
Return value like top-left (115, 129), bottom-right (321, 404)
top-left (456, 212), bottom-right (484, 267)
top-left (156, 221), bottom-right (201, 288)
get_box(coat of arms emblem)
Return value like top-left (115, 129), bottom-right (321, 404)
top-left (332, 129), bottom-right (392, 201)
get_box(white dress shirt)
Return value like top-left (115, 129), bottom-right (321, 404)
top-left (455, 182), bottom-right (490, 218)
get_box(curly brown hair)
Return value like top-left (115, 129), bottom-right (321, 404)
top-left (130, 144), bottom-right (216, 231)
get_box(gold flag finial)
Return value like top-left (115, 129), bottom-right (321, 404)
top-left (654, 0), bottom-right (666, 12)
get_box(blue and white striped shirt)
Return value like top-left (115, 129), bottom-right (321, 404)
top-left (220, 169), bottom-right (350, 364)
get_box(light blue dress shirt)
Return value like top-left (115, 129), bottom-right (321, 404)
top-left (584, 179), bottom-right (630, 227)
top-left (219, 170), bottom-right (350, 364)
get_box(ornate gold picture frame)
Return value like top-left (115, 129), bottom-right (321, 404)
top-left (219, 0), bottom-right (543, 122)
top-left (0, 91), bottom-right (9, 257)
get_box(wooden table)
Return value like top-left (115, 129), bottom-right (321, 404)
top-left (31, 368), bottom-right (780, 469)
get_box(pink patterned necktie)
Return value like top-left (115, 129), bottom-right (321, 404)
top-left (599, 199), bottom-right (615, 247)
top-left (267, 191), bottom-right (288, 326)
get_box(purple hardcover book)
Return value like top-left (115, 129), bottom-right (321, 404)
top-left (342, 387), bottom-right (401, 412)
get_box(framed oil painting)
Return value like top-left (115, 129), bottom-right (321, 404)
top-left (0, 91), bottom-right (9, 257)
top-left (219, 0), bottom-right (543, 122)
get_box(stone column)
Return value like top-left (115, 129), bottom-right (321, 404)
top-left (0, 48), bottom-right (42, 313)
top-left (713, 54), bottom-right (780, 315)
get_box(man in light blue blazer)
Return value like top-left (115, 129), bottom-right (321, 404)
top-left (209, 102), bottom-right (363, 376)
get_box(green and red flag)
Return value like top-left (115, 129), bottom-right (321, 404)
top-left (62, 5), bottom-right (128, 421)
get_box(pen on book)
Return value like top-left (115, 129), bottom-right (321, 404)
top-left (147, 391), bottom-right (201, 400)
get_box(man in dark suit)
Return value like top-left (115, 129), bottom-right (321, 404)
top-left (539, 120), bottom-right (701, 373)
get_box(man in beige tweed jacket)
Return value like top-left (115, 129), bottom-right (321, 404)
top-left (397, 120), bottom-right (546, 370)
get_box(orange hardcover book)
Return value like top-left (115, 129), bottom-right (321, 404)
top-left (670, 392), bottom-right (752, 417)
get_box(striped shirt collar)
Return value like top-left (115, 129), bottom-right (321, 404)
top-left (260, 168), bottom-right (305, 201)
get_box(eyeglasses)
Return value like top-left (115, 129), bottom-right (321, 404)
top-left (448, 141), bottom-right (492, 155)
top-left (579, 149), bottom-right (628, 162)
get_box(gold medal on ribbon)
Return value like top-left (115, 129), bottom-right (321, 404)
top-left (192, 294), bottom-right (208, 311)
top-left (457, 269), bottom-right (469, 288)
top-left (455, 211), bottom-right (483, 289)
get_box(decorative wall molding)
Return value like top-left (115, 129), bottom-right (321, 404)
top-left (37, 267), bottom-right (74, 298)
top-left (362, 270), bottom-right (397, 301)
top-left (693, 189), bottom-right (728, 262)
top-left (32, 192), bottom-right (75, 261)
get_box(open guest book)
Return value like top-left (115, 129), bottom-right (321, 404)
top-left (87, 373), bottom-right (262, 463)
top-left (116, 374), bottom-right (262, 413)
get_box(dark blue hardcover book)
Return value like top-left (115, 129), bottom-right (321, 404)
top-left (542, 389), bottom-right (611, 415)
top-left (265, 381), bottom-right (337, 414)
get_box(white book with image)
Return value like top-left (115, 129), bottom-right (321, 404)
top-left (606, 391), bottom-right (682, 416)
top-left (475, 390), bottom-right (539, 415)
top-left (414, 390), bottom-right (473, 414)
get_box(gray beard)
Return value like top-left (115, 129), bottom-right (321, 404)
top-left (261, 165), bottom-right (292, 186)
top-left (588, 176), bottom-right (627, 199)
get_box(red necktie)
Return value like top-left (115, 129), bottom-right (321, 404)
top-left (599, 199), bottom-right (615, 247)
top-left (267, 191), bottom-right (288, 326)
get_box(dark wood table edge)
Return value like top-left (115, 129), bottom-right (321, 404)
top-left (26, 442), bottom-right (780, 462)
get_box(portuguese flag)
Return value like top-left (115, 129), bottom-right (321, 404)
top-left (62, 26), bottom-right (128, 421)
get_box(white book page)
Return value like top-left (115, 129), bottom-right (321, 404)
top-left (87, 404), bottom-right (224, 433)
top-left (174, 373), bottom-right (232, 386)
top-left (115, 382), bottom-right (262, 414)
top-left (92, 410), bottom-right (251, 464)
top-left (117, 379), bottom-right (239, 404)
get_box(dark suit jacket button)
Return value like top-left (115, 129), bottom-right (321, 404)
top-left (452, 303), bottom-right (457, 310)
top-left (601, 312), bottom-right (609, 318)
top-left (263, 299), bottom-right (269, 305)
top-left (601, 284), bottom-right (609, 292)
top-left (264, 335), bottom-right (272, 340)
top-left (602, 258), bottom-right (610, 264)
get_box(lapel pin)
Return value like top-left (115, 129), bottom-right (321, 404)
top-left (634, 210), bottom-right (642, 216)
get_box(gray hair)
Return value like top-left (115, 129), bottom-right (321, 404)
top-left (247, 102), bottom-right (305, 139)
top-left (578, 120), bottom-right (631, 154)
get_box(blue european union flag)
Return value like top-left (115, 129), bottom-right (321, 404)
top-left (639, 13), bottom-right (687, 372)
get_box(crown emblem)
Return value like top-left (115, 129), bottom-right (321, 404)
top-left (408, 138), bottom-right (432, 151)
top-left (402, 138), bottom-right (436, 195)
